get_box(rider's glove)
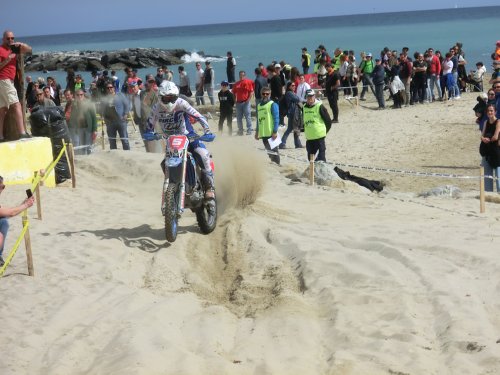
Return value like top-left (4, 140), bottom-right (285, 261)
top-left (143, 131), bottom-right (157, 141)
top-left (204, 128), bottom-right (212, 135)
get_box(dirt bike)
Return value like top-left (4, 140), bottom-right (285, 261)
top-left (162, 133), bottom-right (217, 242)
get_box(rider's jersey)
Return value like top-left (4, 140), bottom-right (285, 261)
top-left (147, 97), bottom-right (209, 137)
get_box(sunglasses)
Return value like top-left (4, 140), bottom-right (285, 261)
top-left (6, 37), bottom-right (14, 40)
top-left (107, 86), bottom-right (114, 89)
top-left (261, 92), bottom-right (270, 96)
top-left (161, 95), bottom-right (177, 104)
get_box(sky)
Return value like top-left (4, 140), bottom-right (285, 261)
top-left (2, 0), bottom-right (499, 37)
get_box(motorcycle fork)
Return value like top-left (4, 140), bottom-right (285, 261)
top-left (178, 150), bottom-right (188, 214)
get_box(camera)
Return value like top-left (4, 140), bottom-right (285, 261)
top-left (10, 44), bottom-right (20, 54)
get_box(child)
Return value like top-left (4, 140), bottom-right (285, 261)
top-left (217, 81), bottom-right (235, 135)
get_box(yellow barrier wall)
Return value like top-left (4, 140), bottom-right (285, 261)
top-left (0, 137), bottom-right (56, 187)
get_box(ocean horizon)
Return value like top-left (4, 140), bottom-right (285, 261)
top-left (20, 5), bottom-right (500, 90)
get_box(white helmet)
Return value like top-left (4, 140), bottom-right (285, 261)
top-left (158, 81), bottom-right (180, 112)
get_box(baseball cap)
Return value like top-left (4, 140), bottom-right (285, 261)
top-left (366, 52), bottom-right (373, 57)
top-left (221, 81), bottom-right (229, 86)
top-left (274, 63), bottom-right (281, 68)
top-left (305, 89), bottom-right (315, 96)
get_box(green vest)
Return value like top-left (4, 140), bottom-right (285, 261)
top-left (333, 53), bottom-right (343, 71)
top-left (257, 101), bottom-right (274, 138)
top-left (304, 52), bottom-right (311, 66)
top-left (302, 102), bottom-right (326, 140)
top-left (361, 59), bottom-right (374, 74)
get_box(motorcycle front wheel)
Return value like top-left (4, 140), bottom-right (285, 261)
top-left (196, 196), bottom-right (217, 234)
top-left (164, 184), bottom-right (179, 242)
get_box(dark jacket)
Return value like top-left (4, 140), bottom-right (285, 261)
top-left (218, 90), bottom-right (235, 113)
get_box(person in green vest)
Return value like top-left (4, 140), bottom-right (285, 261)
top-left (358, 52), bottom-right (376, 101)
top-left (302, 89), bottom-right (332, 162)
top-left (301, 47), bottom-right (311, 74)
top-left (254, 87), bottom-right (280, 165)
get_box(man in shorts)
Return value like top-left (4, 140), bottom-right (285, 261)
top-left (0, 30), bottom-right (32, 141)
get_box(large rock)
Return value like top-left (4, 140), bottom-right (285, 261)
top-left (24, 48), bottom-right (215, 72)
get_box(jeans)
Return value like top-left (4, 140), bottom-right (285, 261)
top-left (360, 74), bottom-right (376, 99)
top-left (281, 118), bottom-right (303, 148)
top-left (106, 120), bottom-right (130, 150)
top-left (236, 101), bottom-right (252, 132)
top-left (73, 128), bottom-right (93, 155)
top-left (0, 217), bottom-right (9, 257)
top-left (204, 84), bottom-right (215, 105)
top-left (374, 83), bottom-right (385, 108)
top-left (195, 86), bottom-right (205, 105)
top-left (428, 74), bottom-right (442, 100)
top-left (482, 157), bottom-right (500, 192)
top-left (452, 71), bottom-right (461, 97)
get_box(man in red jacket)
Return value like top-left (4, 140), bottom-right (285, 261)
top-left (0, 30), bottom-right (32, 141)
top-left (427, 48), bottom-right (442, 101)
top-left (232, 70), bottom-right (255, 135)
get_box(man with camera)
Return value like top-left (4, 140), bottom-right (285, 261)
top-left (0, 30), bottom-right (32, 142)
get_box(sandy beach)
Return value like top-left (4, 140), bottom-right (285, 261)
top-left (1, 91), bottom-right (500, 375)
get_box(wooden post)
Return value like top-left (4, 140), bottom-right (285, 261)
top-left (479, 166), bottom-right (485, 213)
top-left (22, 214), bottom-right (34, 276)
top-left (309, 154), bottom-right (315, 186)
top-left (34, 171), bottom-right (42, 220)
top-left (68, 143), bottom-right (76, 188)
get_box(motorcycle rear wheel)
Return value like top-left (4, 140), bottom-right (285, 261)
top-left (164, 184), bottom-right (179, 242)
top-left (196, 196), bottom-right (217, 234)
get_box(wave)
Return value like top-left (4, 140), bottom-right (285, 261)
top-left (181, 51), bottom-right (225, 64)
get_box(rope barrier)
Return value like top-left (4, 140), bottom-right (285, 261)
top-left (257, 147), bottom-right (499, 181)
top-left (0, 220), bottom-right (29, 278)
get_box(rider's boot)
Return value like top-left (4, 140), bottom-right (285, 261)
top-left (201, 171), bottom-right (215, 199)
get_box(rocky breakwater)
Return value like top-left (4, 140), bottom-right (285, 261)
top-left (25, 47), bottom-right (208, 72)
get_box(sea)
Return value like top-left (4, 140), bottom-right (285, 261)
top-left (19, 5), bottom-right (500, 90)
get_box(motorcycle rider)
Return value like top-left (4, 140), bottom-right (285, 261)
top-left (145, 81), bottom-right (215, 204)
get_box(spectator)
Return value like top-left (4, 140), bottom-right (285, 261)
top-left (154, 67), bottom-right (164, 87)
top-left (280, 81), bottom-right (303, 149)
top-left (258, 62), bottom-right (268, 78)
top-left (74, 74), bottom-right (86, 93)
top-left (254, 67), bottom-right (268, 107)
top-left (130, 82), bottom-right (147, 138)
top-left (345, 55), bottom-right (358, 98)
top-left (217, 81), bottom-right (234, 135)
top-left (226, 51), bottom-right (236, 85)
top-left (141, 76), bottom-right (159, 129)
top-left (324, 63), bottom-right (340, 123)
top-left (65, 68), bottom-right (75, 93)
top-left (232, 70), bottom-right (254, 135)
top-left (32, 88), bottom-right (55, 109)
top-left (358, 52), bottom-right (376, 101)
top-left (412, 52), bottom-right (427, 104)
top-left (177, 66), bottom-right (191, 97)
top-left (0, 175), bottom-right (35, 267)
top-left (399, 53), bottom-right (413, 105)
top-left (296, 74), bottom-right (311, 102)
top-left (69, 89), bottom-right (97, 155)
top-left (102, 82), bottom-right (130, 150)
top-left (46, 76), bottom-right (62, 106)
top-left (479, 104), bottom-right (500, 192)
top-left (203, 61), bottom-right (215, 105)
top-left (427, 48), bottom-right (442, 101)
top-left (254, 87), bottom-right (280, 165)
top-left (466, 62), bottom-right (486, 92)
top-left (301, 47), bottom-right (311, 74)
top-left (0, 30), bottom-right (32, 141)
top-left (302, 89), bottom-right (332, 162)
top-left (195, 62), bottom-right (205, 105)
top-left (111, 70), bottom-right (120, 92)
top-left (372, 58), bottom-right (386, 109)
